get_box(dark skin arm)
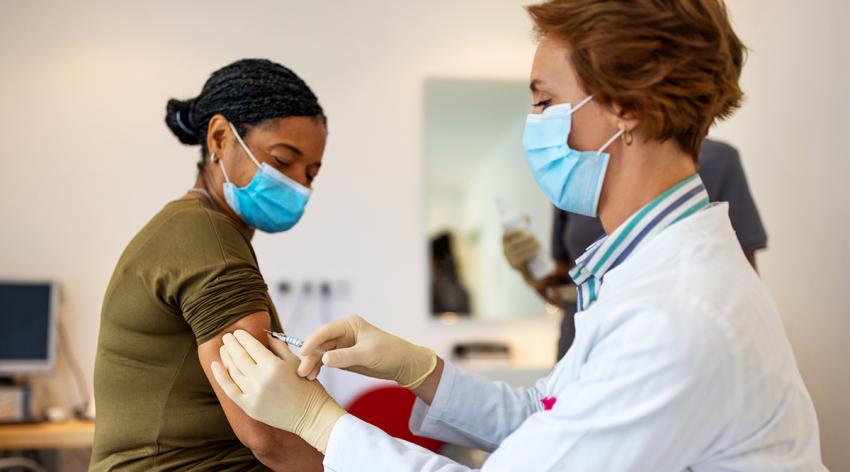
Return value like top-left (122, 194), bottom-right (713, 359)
top-left (530, 260), bottom-right (573, 304)
top-left (198, 312), bottom-right (323, 471)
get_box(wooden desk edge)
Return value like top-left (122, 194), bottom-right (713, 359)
top-left (0, 419), bottom-right (95, 449)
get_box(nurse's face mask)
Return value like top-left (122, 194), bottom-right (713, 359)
top-left (522, 95), bottom-right (623, 217)
top-left (214, 122), bottom-right (311, 233)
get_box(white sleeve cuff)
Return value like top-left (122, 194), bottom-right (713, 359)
top-left (324, 412), bottom-right (471, 472)
top-left (408, 360), bottom-right (546, 451)
top-left (323, 414), bottom-right (370, 472)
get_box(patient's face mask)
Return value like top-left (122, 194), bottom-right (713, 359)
top-left (216, 123), bottom-right (311, 233)
top-left (522, 96), bottom-right (623, 217)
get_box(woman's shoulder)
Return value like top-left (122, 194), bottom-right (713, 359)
top-left (158, 199), bottom-right (247, 240)
top-left (127, 199), bottom-right (255, 266)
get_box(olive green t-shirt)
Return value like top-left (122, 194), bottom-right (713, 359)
top-left (90, 198), bottom-right (282, 471)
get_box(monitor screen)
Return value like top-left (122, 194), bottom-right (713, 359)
top-left (0, 281), bottom-right (57, 373)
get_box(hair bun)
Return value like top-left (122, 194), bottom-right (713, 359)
top-left (165, 98), bottom-right (200, 145)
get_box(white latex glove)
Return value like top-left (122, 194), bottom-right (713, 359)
top-left (210, 330), bottom-right (346, 453)
top-left (297, 315), bottom-right (437, 390)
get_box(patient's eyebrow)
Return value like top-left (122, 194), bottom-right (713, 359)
top-left (268, 142), bottom-right (303, 157)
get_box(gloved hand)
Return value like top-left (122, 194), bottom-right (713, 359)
top-left (502, 228), bottom-right (542, 274)
top-left (211, 330), bottom-right (345, 453)
top-left (297, 315), bottom-right (437, 390)
top-left (503, 228), bottom-right (555, 291)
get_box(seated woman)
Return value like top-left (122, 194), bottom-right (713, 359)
top-left (90, 59), bottom-right (327, 471)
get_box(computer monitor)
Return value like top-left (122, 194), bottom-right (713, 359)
top-left (0, 281), bottom-right (59, 375)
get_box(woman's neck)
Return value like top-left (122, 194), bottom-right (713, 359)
top-left (187, 172), bottom-right (255, 240)
top-left (598, 139), bottom-right (697, 234)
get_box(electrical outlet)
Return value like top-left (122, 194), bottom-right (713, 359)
top-left (277, 281), bottom-right (293, 294)
top-left (276, 279), bottom-right (351, 299)
top-left (324, 279), bottom-right (352, 300)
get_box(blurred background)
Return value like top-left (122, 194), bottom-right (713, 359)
top-left (0, 0), bottom-right (848, 470)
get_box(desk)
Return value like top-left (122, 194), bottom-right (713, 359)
top-left (0, 419), bottom-right (95, 450)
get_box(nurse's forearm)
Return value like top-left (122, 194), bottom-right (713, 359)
top-left (411, 356), bottom-right (444, 405)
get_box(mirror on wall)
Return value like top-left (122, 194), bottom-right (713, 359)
top-left (425, 78), bottom-right (553, 320)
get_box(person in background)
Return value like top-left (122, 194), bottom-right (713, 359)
top-left (90, 59), bottom-right (327, 471)
top-left (503, 138), bottom-right (767, 358)
top-left (431, 232), bottom-right (472, 315)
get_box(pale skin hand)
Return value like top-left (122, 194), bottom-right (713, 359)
top-left (197, 312), bottom-right (323, 471)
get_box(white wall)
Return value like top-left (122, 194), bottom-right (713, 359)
top-left (1, 0), bottom-right (847, 469)
top-left (710, 3), bottom-right (850, 470)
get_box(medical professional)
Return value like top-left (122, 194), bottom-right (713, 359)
top-left (212, 1), bottom-right (825, 470)
top-left (504, 138), bottom-right (769, 358)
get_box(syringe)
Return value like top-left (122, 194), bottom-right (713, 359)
top-left (264, 329), bottom-right (306, 348)
top-left (264, 330), bottom-right (327, 357)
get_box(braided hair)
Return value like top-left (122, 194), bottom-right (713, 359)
top-left (165, 58), bottom-right (326, 170)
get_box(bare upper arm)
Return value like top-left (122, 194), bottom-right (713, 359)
top-left (198, 312), bottom-right (323, 470)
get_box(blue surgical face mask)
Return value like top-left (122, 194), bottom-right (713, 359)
top-left (215, 123), bottom-right (311, 233)
top-left (522, 96), bottom-right (623, 217)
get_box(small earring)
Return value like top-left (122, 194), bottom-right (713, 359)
top-left (622, 129), bottom-right (634, 146)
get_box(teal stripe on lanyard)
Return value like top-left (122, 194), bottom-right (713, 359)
top-left (588, 278), bottom-right (597, 305)
top-left (671, 197), bottom-right (710, 226)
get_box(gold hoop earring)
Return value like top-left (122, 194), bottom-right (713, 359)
top-left (622, 129), bottom-right (634, 146)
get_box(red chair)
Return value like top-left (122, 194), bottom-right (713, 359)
top-left (346, 386), bottom-right (444, 452)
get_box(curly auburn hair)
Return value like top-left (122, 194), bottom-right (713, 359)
top-left (526, 0), bottom-right (746, 158)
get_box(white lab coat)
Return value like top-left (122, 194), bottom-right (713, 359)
top-left (323, 205), bottom-right (824, 471)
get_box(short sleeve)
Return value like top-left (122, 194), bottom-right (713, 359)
top-left (156, 202), bottom-right (272, 344)
top-left (699, 140), bottom-right (768, 252)
top-left (180, 263), bottom-right (270, 345)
